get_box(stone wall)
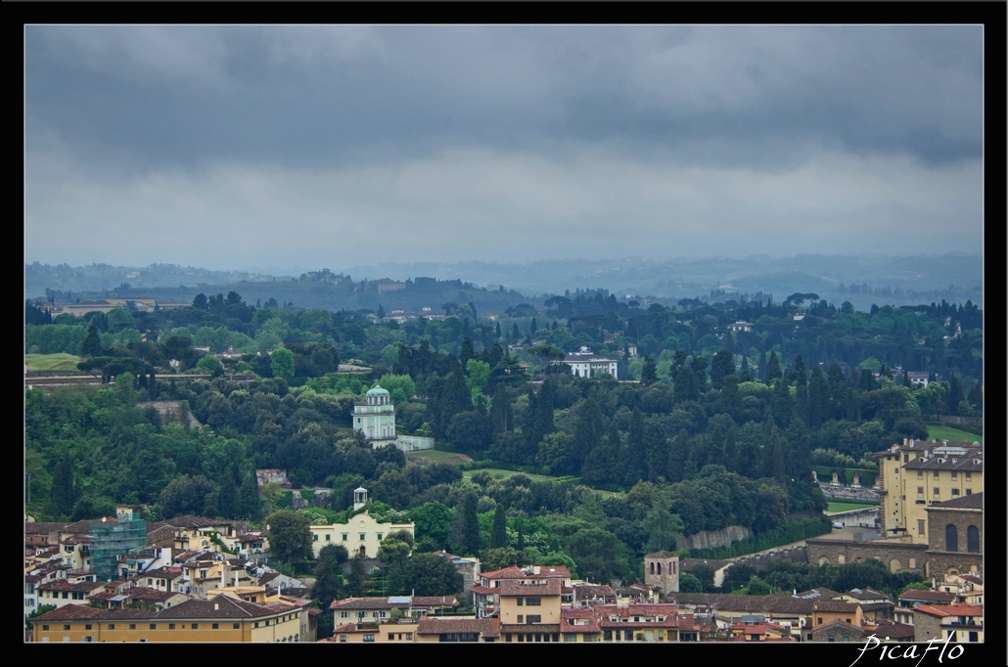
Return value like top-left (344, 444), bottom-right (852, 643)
top-left (138, 400), bottom-right (198, 427)
top-left (679, 525), bottom-right (751, 551)
top-left (806, 538), bottom-right (928, 574)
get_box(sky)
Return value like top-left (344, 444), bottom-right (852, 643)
top-left (23, 23), bottom-right (986, 275)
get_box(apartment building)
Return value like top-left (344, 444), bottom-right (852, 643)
top-left (877, 439), bottom-right (982, 544)
top-left (31, 594), bottom-right (308, 643)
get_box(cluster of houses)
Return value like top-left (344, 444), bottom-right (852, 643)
top-left (25, 492), bottom-right (984, 645)
top-left (24, 434), bottom-right (984, 645)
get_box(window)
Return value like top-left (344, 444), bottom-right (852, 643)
top-left (517, 598), bottom-right (523, 606)
top-left (192, 623), bottom-right (198, 629)
top-left (150, 624), bottom-right (156, 630)
top-left (360, 533), bottom-right (366, 540)
top-left (917, 471), bottom-right (923, 479)
top-left (526, 597), bottom-right (541, 606)
top-left (951, 471), bottom-right (957, 479)
top-left (233, 623), bottom-right (240, 630)
top-left (933, 471), bottom-right (940, 479)
top-left (945, 524), bottom-right (959, 552)
top-left (342, 534), bottom-right (348, 541)
top-left (952, 488), bottom-right (960, 496)
top-left (517, 615), bottom-right (524, 623)
top-left (212, 623), bottom-right (219, 629)
top-left (918, 519), bottom-right (926, 535)
top-left (129, 624), bottom-right (136, 630)
top-left (313, 534), bottom-right (318, 541)
top-left (918, 486), bottom-right (924, 495)
top-left (106, 624), bottom-right (113, 630)
top-left (967, 525), bottom-right (980, 553)
top-left (377, 533), bottom-right (383, 540)
top-left (965, 472), bottom-right (971, 481)
top-left (339, 636), bottom-right (347, 643)
top-left (527, 615), bottom-right (542, 624)
top-left (364, 634), bottom-right (375, 643)
top-left (933, 487), bottom-right (940, 496)
top-left (325, 535), bottom-right (330, 541)
top-left (169, 624), bottom-right (176, 630)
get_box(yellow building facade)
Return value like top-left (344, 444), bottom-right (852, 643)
top-left (877, 439), bottom-right (982, 544)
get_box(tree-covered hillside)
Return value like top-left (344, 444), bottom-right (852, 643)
top-left (24, 284), bottom-right (981, 587)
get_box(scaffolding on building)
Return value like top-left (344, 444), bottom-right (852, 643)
top-left (90, 518), bottom-right (147, 581)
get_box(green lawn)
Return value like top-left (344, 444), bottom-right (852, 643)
top-left (25, 353), bottom-right (84, 372)
top-left (827, 500), bottom-right (879, 513)
top-left (926, 423), bottom-right (982, 444)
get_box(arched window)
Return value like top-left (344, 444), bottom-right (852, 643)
top-left (945, 524), bottom-right (958, 552)
top-left (966, 525), bottom-right (979, 553)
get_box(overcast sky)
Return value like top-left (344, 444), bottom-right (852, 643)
top-left (24, 24), bottom-right (985, 275)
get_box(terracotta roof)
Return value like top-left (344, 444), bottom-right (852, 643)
top-left (811, 619), bottom-right (866, 635)
top-left (38, 580), bottom-right (104, 593)
top-left (560, 608), bottom-right (602, 634)
top-left (140, 566), bottom-right (185, 580)
top-left (927, 492), bottom-right (983, 510)
top-left (411, 595), bottom-right (458, 608)
top-left (330, 596), bottom-right (410, 611)
top-left (915, 603), bottom-right (983, 619)
top-left (899, 589), bottom-right (956, 604)
top-left (417, 616), bottom-right (500, 638)
top-left (871, 619), bottom-right (915, 639)
top-left (34, 604), bottom-right (104, 621)
top-left (153, 595), bottom-right (274, 619)
top-left (499, 579), bottom-right (562, 597)
top-left (101, 607), bottom-right (156, 619)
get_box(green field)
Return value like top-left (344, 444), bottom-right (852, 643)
top-left (826, 500), bottom-right (879, 513)
top-left (25, 353), bottom-right (84, 372)
top-left (926, 423), bottom-right (982, 444)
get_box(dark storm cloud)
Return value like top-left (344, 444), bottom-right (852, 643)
top-left (24, 24), bottom-right (984, 270)
top-left (26, 25), bottom-right (982, 169)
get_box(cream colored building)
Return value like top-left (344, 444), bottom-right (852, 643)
top-left (309, 487), bottom-right (415, 559)
top-left (877, 439), bottom-right (982, 544)
top-left (31, 594), bottom-right (308, 643)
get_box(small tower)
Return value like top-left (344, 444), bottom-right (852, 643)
top-left (644, 551), bottom-right (680, 595)
top-left (353, 487), bottom-right (369, 511)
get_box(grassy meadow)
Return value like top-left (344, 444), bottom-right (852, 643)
top-left (25, 353), bottom-right (84, 372)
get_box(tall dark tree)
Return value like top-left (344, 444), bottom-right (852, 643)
top-left (640, 355), bottom-right (658, 386)
top-left (50, 450), bottom-right (79, 517)
top-left (764, 351), bottom-right (783, 383)
top-left (673, 366), bottom-right (699, 403)
top-left (313, 544), bottom-right (349, 608)
top-left (491, 503), bottom-right (508, 548)
top-left (526, 380), bottom-right (555, 450)
top-left (266, 510), bottom-right (313, 566)
top-left (82, 324), bottom-right (103, 357)
top-left (710, 349), bottom-right (735, 389)
top-left (453, 491), bottom-right (481, 557)
top-left (488, 384), bottom-right (514, 435)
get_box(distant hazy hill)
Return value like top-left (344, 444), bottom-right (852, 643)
top-left (25, 253), bottom-right (982, 313)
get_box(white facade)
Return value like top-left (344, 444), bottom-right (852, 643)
top-left (557, 346), bottom-right (619, 380)
top-left (353, 385), bottom-right (397, 445)
top-left (309, 488), bottom-right (415, 559)
top-left (352, 384), bottom-right (434, 452)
